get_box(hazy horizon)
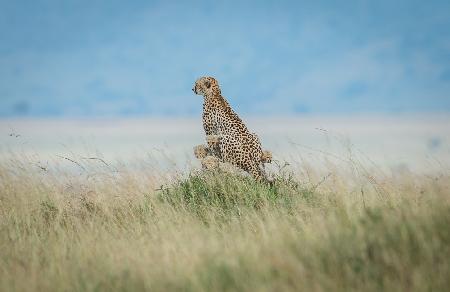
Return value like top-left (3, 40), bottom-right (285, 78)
top-left (2, 114), bottom-right (449, 175)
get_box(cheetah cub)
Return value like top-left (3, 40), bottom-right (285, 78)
top-left (192, 76), bottom-right (272, 182)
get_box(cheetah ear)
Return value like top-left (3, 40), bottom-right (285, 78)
top-left (204, 80), bottom-right (211, 89)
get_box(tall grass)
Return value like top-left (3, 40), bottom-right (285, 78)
top-left (0, 155), bottom-right (449, 291)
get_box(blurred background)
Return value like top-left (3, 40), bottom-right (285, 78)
top-left (0, 0), bottom-right (449, 172)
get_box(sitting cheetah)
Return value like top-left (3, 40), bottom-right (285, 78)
top-left (192, 76), bottom-right (271, 182)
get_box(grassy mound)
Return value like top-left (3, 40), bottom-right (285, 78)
top-left (158, 171), bottom-right (315, 219)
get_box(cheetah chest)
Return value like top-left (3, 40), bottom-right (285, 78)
top-left (211, 117), bottom-right (255, 162)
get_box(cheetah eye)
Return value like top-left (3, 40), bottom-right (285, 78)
top-left (204, 80), bottom-right (211, 88)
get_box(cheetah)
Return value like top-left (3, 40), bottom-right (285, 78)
top-left (192, 76), bottom-right (271, 182)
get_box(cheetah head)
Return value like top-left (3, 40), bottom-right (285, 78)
top-left (192, 76), bottom-right (221, 97)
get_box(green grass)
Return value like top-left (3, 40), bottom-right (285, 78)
top-left (159, 171), bottom-right (314, 220)
top-left (0, 158), bottom-right (449, 291)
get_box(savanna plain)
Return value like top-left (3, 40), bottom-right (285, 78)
top-left (1, 116), bottom-right (449, 292)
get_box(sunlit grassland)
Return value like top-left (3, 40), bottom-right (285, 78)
top-left (0, 153), bottom-right (449, 292)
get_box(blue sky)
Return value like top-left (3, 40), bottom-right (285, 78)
top-left (0, 0), bottom-right (449, 117)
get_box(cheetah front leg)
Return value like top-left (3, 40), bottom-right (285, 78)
top-left (206, 134), bottom-right (222, 160)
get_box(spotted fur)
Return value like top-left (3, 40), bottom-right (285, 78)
top-left (193, 76), bottom-right (270, 181)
